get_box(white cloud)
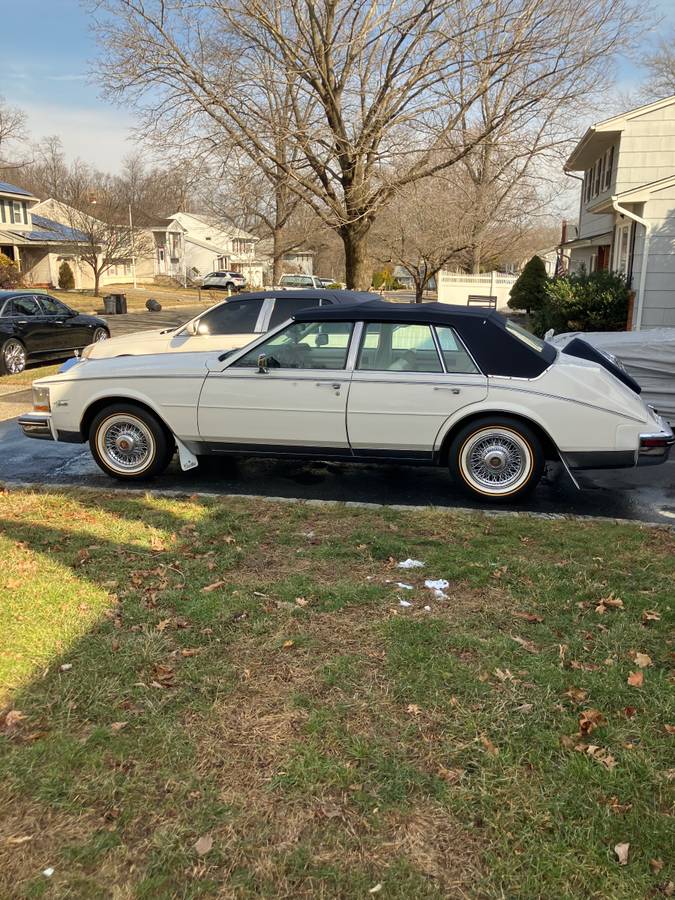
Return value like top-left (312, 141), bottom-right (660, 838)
top-left (21, 102), bottom-right (137, 173)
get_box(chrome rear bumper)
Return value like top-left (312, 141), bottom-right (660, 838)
top-left (637, 416), bottom-right (674, 466)
top-left (18, 413), bottom-right (54, 441)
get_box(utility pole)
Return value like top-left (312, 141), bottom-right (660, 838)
top-left (128, 203), bottom-right (137, 289)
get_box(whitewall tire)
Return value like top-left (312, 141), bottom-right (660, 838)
top-left (89, 404), bottom-right (173, 481)
top-left (449, 417), bottom-right (544, 502)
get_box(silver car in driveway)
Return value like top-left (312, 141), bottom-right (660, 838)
top-left (201, 270), bottom-right (247, 292)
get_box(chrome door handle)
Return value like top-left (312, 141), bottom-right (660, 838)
top-left (316, 382), bottom-right (342, 390)
top-left (434, 386), bottom-right (461, 394)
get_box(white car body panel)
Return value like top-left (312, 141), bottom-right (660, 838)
top-left (86, 327), bottom-right (260, 359)
top-left (22, 310), bottom-right (673, 484)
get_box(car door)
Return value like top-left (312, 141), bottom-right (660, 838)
top-left (347, 322), bottom-right (488, 459)
top-left (198, 319), bottom-right (354, 452)
top-left (6, 295), bottom-right (48, 356)
top-left (36, 295), bottom-right (87, 351)
top-left (167, 297), bottom-right (266, 353)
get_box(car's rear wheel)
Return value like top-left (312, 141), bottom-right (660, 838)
top-left (92, 327), bottom-right (109, 342)
top-left (89, 404), bottom-right (173, 481)
top-left (448, 417), bottom-right (544, 502)
top-left (0, 338), bottom-right (27, 376)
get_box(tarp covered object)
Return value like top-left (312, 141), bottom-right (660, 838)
top-left (550, 329), bottom-right (675, 423)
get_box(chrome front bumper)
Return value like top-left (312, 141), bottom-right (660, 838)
top-left (18, 413), bottom-right (54, 441)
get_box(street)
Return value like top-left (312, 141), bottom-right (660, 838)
top-left (1, 414), bottom-right (673, 524)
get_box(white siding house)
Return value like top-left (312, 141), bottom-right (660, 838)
top-left (151, 213), bottom-right (264, 287)
top-left (564, 94), bottom-right (675, 329)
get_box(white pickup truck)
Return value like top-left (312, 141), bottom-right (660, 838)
top-left (276, 274), bottom-right (329, 289)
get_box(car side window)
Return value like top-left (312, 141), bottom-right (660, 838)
top-left (357, 322), bottom-right (442, 372)
top-left (11, 297), bottom-right (41, 317)
top-left (196, 299), bottom-right (263, 335)
top-left (38, 296), bottom-right (70, 316)
top-left (435, 326), bottom-right (480, 374)
top-left (0, 300), bottom-right (8, 317)
top-left (232, 321), bottom-right (354, 370)
top-left (268, 297), bottom-right (321, 329)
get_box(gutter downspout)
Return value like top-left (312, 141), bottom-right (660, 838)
top-left (612, 198), bottom-right (650, 331)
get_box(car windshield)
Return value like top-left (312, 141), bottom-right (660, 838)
top-left (505, 320), bottom-right (548, 353)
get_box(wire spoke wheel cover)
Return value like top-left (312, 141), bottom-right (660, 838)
top-left (96, 414), bottom-right (156, 475)
top-left (459, 426), bottom-right (533, 496)
top-left (4, 340), bottom-right (26, 374)
top-left (93, 328), bottom-right (108, 342)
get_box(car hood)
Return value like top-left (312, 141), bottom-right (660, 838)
top-left (85, 329), bottom-right (175, 358)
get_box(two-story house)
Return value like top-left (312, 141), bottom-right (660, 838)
top-left (150, 212), bottom-right (264, 286)
top-left (0, 182), bottom-right (104, 287)
top-left (564, 94), bottom-right (675, 329)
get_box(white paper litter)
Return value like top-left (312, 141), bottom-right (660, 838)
top-left (425, 578), bottom-right (450, 599)
top-left (423, 605), bottom-right (432, 612)
top-left (399, 599), bottom-right (412, 607)
top-left (397, 558), bottom-right (425, 569)
top-left (395, 582), bottom-right (414, 590)
top-left (42, 868), bottom-right (54, 877)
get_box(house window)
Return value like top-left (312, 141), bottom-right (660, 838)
top-left (603, 146), bottom-right (614, 191)
top-left (593, 158), bottom-right (602, 196)
top-left (232, 239), bottom-right (252, 256)
top-left (614, 224), bottom-right (631, 275)
top-left (11, 201), bottom-right (22, 224)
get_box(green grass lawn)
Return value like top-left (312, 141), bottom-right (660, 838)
top-left (0, 490), bottom-right (672, 898)
top-left (0, 364), bottom-right (61, 388)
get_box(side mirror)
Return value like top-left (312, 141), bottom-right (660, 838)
top-left (257, 353), bottom-right (268, 374)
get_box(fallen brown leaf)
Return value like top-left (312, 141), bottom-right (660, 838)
top-left (194, 834), bottom-right (213, 856)
top-left (282, 640), bottom-right (295, 649)
top-left (642, 609), bottom-right (661, 625)
top-left (595, 594), bottom-right (623, 614)
top-left (651, 859), bottom-right (665, 875)
top-left (614, 842), bottom-right (630, 866)
top-left (110, 722), bottom-right (127, 733)
top-left (406, 704), bottom-right (422, 716)
top-left (480, 735), bottom-right (499, 756)
top-left (511, 634), bottom-right (538, 653)
top-left (579, 708), bottom-right (606, 735)
top-left (564, 687), bottom-right (588, 703)
top-left (512, 611), bottom-right (543, 623)
top-left (201, 580), bottom-right (226, 593)
top-left (630, 651), bottom-right (653, 668)
top-left (623, 706), bottom-right (637, 718)
top-left (627, 670), bottom-right (644, 687)
top-left (3, 710), bottom-right (26, 729)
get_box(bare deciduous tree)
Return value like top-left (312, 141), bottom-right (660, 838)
top-left (92, 0), bottom-right (637, 289)
top-left (641, 29), bottom-right (675, 99)
top-left (48, 176), bottom-right (152, 296)
top-left (0, 96), bottom-right (28, 169)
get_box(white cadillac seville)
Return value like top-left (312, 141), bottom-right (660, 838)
top-left (19, 300), bottom-right (674, 502)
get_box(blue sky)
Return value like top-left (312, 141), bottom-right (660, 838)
top-left (1, 0), bottom-right (673, 174)
top-left (2, 0), bottom-right (135, 170)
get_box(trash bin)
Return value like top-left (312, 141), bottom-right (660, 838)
top-left (146, 298), bottom-right (162, 312)
top-left (102, 293), bottom-right (127, 314)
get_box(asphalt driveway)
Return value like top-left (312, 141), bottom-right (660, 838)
top-left (1, 415), bottom-right (673, 524)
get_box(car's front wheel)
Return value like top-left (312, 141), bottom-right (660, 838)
top-left (448, 417), bottom-right (544, 503)
top-left (0, 338), bottom-right (27, 375)
top-left (89, 403), bottom-right (173, 481)
top-left (92, 327), bottom-right (109, 343)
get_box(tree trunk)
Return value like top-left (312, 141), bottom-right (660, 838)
top-left (94, 269), bottom-right (101, 297)
top-left (272, 228), bottom-right (284, 285)
top-left (414, 277), bottom-right (424, 303)
top-left (340, 224), bottom-right (371, 290)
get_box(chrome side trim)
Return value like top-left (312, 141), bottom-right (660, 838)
top-left (488, 382), bottom-right (646, 424)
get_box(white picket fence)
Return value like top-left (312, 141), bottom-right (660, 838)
top-left (437, 271), bottom-right (517, 311)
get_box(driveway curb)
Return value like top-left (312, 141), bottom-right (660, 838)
top-left (1, 480), bottom-right (672, 530)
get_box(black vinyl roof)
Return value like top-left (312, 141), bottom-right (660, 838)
top-left (293, 299), bottom-right (500, 324)
top-left (231, 289), bottom-right (378, 304)
top-left (293, 300), bottom-right (557, 378)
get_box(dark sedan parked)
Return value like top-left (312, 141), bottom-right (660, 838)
top-left (0, 290), bottom-right (109, 375)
